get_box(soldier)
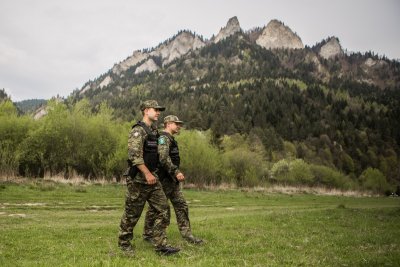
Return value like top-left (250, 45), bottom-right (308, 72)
top-left (143, 115), bottom-right (203, 244)
top-left (118, 100), bottom-right (180, 256)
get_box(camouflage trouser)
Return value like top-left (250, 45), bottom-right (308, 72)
top-left (143, 179), bottom-right (192, 239)
top-left (118, 179), bottom-right (169, 249)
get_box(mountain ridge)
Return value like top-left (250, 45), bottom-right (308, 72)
top-left (74, 16), bottom-right (398, 97)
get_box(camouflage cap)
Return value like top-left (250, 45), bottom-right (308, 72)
top-left (140, 100), bottom-right (165, 111)
top-left (164, 115), bottom-right (184, 124)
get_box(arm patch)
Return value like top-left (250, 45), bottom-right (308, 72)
top-left (158, 136), bottom-right (166, 145)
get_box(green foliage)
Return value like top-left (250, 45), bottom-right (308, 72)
top-left (219, 134), bottom-right (268, 187)
top-left (271, 159), bottom-right (314, 185)
top-left (270, 159), bottom-right (355, 189)
top-left (270, 159), bottom-right (291, 183)
top-left (310, 164), bottom-right (354, 190)
top-left (288, 159), bottom-right (314, 184)
top-left (14, 99), bottom-right (126, 179)
top-left (0, 100), bottom-right (18, 116)
top-left (105, 121), bottom-right (131, 181)
top-left (176, 130), bottom-right (223, 184)
top-left (223, 147), bottom-right (266, 187)
top-left (0, 101), bottom-right (33, 175)
top-left (283, 141), bottom-right (297, 159)
top-left (340, 152), bottom-right (355, 174)
top-left (359, 167), bottom-right (392, 194)
top-left (1, 97), bottom-right (397, 193)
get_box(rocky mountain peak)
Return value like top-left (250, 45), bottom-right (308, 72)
top-left (256, 19), bottom-right (303, 49)
top-left (319, 37), bottom-right (343, 59)
top-left (135, 58), bottom-right (159, 74)
top-left (112, 50), bottom-right (149, 75)
top-left (151, 31), bottom-right (205, 65)
top-left (213, 16), bottom-right (241, 43)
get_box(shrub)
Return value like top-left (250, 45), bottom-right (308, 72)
top-left (176, 130), bottom-right (223, 185)
top-left (270, 159), bottom-right (291, 183)
top-left (271, 159), bottom-right (314, 185)
top-left (223, 147), bottom-right (266, 187)
top-left (287, 159), bottom-right (314, 185)
top-left (310, 164), bottom-right (354, 189)
top-left (16, 100), bottom-right (122, 179)
top-left (359, 167), bottom-right (392, 194)
top-left (0, 101), bottom-right (33, 175)
top-left (105, 122), bottom-right (131, 181)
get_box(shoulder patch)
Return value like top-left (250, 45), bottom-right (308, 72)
top-left (158, 136), bottom-right (166, 145)
top-left (132, 131), bottom-right (140, 138)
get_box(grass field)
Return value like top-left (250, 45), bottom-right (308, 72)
top-left (1, 179), bottom-right (399, 266)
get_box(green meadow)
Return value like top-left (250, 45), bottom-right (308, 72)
top-left (1, 180), bottom-right (399, 266)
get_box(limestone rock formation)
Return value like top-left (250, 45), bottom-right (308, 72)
top-left (33, 106), bottom-right (47, 120)
top-left (135, 58), bottom-right (159, 74)
top-left (98, 75), bottom-right (112, 89)
top-left (364, 58), bottom-right (387, 68)
top-left (151, 31), bottom-right (205, 65)
top-left (33, 96), bottom-right (63, 120)
top-left (213, 16), bottom-right (241, 43)
top-left (79, 84), bottom-right (91, 95)
top-left (319, 37), bottom-right (343, 59)
top-left (256, 19), bottom-right (303, 49)
top-left (362, 57), bottom-right (388, 77)
top-left (112, 51), bottom-right (149, 74)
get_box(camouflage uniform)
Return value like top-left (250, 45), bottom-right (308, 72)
top-left (118, 101), bottom-right (179, 254)
top-left (143, 116), bottom-right (201, 243)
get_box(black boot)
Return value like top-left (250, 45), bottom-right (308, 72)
top-left (185, 235), bottom-right (204, 244)
top-left (119, 244), bottom-right (135, 256)
top-left (143, 235), bottom-right (154, 244)
top-left (155, 245), bottom-right (180, 255)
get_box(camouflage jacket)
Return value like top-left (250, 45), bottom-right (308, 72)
top-left (128, 122), bottom-right (159, 184)
top-left (158, 132), bottom-right (181, 179)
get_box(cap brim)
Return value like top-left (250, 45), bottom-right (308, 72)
top-left (165, 120), bottom-right (184, 124)
top-left (155, 106), bottom-right (166, 111)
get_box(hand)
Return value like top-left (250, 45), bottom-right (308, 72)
top-left (176, 172), bottom-right (185, 181)
top-left (145, 173), bottom-right (156, 185)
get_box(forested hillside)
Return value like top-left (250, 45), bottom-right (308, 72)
top-left (15, 99), bottom-right (47, 114)
top-left (68, 32), bottom-right (400, 187)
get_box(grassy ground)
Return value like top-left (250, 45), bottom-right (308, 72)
top-left (1, 179), bottom-right (399, 266)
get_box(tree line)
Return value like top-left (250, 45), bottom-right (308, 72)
top-left (0, 98), bottom-right (396, 194)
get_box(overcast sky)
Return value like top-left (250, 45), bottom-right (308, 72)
top-left (1, 0), bottom-right (399, 101)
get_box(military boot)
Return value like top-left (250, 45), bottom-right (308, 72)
top-left (184, 235), bottom-right (203, 244)
top-left (155, 245), bottom-right (180, 255)
top-left (143, 235), bottom-right (154, 244)
top-left (119, 244), bottom-right (135, 256)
